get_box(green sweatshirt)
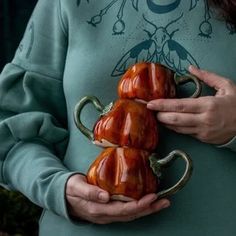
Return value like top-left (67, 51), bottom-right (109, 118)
top-left (0, 0), bottom-right (236, 235)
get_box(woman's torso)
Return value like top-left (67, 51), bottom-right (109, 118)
top-left (40, 1), bottom-right (236, 235)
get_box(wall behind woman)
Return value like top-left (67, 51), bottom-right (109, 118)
top-left (0, 0), bottom-right (38, 69)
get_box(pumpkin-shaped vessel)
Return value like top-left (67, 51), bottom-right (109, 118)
top-left (74, 97), bottom-right (159, 151)
top-left (87, 147), bottom-right (193, 201)
top-left (118, 62), bottom-right (201, 101)
top-left (87, 147), bottom-right (159, 201)
top-left (118, 62), bottom-right (175, 101)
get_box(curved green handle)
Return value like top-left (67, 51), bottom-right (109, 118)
top-left (174, 73), bottom-right (202, 98)
top-left (149, 150), bottom-right (193, 198)
top-left (73, 96), bottom-right (110, 141)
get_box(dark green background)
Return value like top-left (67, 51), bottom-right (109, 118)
top-left (0, 0), bottom-right (37, 69)
top-left (0, 1), bottom-right (40, 235)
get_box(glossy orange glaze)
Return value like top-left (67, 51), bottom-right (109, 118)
top-left (87, 147), bottom-right (159, 200)
top-left (118, 62), bottom-right (176, 101)
top-left (93, 99), bottom-right (159, 151)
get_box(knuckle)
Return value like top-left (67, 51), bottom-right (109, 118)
top-left (205, 113), bottom-right (217, 125)
top-left (200, 70), bottom-right (210, 79)
top-left (198, 131), bottom-right (210, 142)
top-left (86, 190), bottom-right (94, 200)
top-left (87, 206), bottom-right (99, 217)
top-left (86, 203), bottom-right (100, 219)
top-left (175, 103), bottom-right (185, 112)
top-left (120, 203), bottom-right (138, 216)
top-left (120, 206), bottom-right (130, 216)
top-left (87, 188), bottom-right (99, 201)
top-left (206, 99), bottom-right (217, 111)
top-left (223, 78), bottom-right (233, 88)
top-left (157, 102), bottom-right (165, 111)
top-left (169, 115), bottom-right (179, 124)
top-left (203, 113), bottom-right (215, 126)
top-left (173, 101), bottom-right (185, 112)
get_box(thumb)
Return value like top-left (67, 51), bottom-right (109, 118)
top-left (67, 174), bottom-right (110, 203)
top-left (189, 65), bottom-right (231, 91)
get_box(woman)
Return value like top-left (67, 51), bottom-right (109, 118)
top-left (0, 0), bottom-right (236, 235)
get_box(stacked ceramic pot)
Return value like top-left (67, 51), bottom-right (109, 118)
top-left (74, 62), bottom-right (201, 201)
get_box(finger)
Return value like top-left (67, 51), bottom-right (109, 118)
top-left (103, 193), bottom-right (159, 217)
top-left (108, 199), bottom-right (170, 223)
top-left (91, 198), bottom-right (170, 224)
top-left (189, 65), bottom-right (232, 90)
top-left (118, 195), bottom-right (169, 218)
top-left (147, 98), bottom-right (203, 113)
top-left (157, 112), bottom-right (200, 126)
top-left (165, 125), bottom-right (198, 135)
top-left (68, 175), bottom-right (110, 203)
top-left (70, 195), bottom-right (170, 224)
top-left (87, 193), bottom-right (158, 218)
top-left (132, 198), bottom-right (170, 219)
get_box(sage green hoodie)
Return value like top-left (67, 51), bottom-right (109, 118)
top-left (0, 0), bottom-right (236, 235)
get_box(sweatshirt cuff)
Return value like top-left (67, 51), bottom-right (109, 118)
top-left (217, 136), bottom-right (236, 152)
top-left (2, 140), bottom-right (77, 220)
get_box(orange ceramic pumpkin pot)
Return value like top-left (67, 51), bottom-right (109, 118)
top-left (87, 147), bottom-right (159, 201)
top-left (87, 147), bottom-right (193, 201)
top-left (118, 62), bottom-right (201, 101)
top-left (74, 97), bottom-right (159, 151)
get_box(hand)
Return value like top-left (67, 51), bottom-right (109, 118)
top-left (147, 65), bottom-right (236, 145)
top-left (66, 174), bottom-right (170, 224)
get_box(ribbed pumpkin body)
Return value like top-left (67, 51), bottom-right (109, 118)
top-left (87, 147), bottom-right (159, 201)
top-left (93, 99), bottom-right (159, 151)
top-left (118, 62), bottom-right (176, 101)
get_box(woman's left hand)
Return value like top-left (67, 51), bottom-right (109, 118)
top-left (147, 65), bottom-right (236, 145)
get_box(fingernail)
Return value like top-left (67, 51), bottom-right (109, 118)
top-left (98, 192), bottom-right (109, 202)
top-left (150, 194), bottom-right (158, 202)
top-left (161, 201), bottom-right (170, 209)
top-left (189, 65), bottom-right (196, 72)
top-left (147, 102), bottom-right (155, 109)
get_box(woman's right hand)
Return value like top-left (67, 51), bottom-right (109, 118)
top-left (66, 174), bottom-right (170, 224)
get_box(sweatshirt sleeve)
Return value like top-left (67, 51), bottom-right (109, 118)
top-left (0, 0), bottom-right (74, 219)
top-left (217, 136), bottom-right (236, 152)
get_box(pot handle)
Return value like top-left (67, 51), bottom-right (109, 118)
top-left (73, 96), bottom-right (112, 141)
top-left (174, 73), bottom-right (202, 98)
top-left (149, 150), bottom-right (193, 198)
